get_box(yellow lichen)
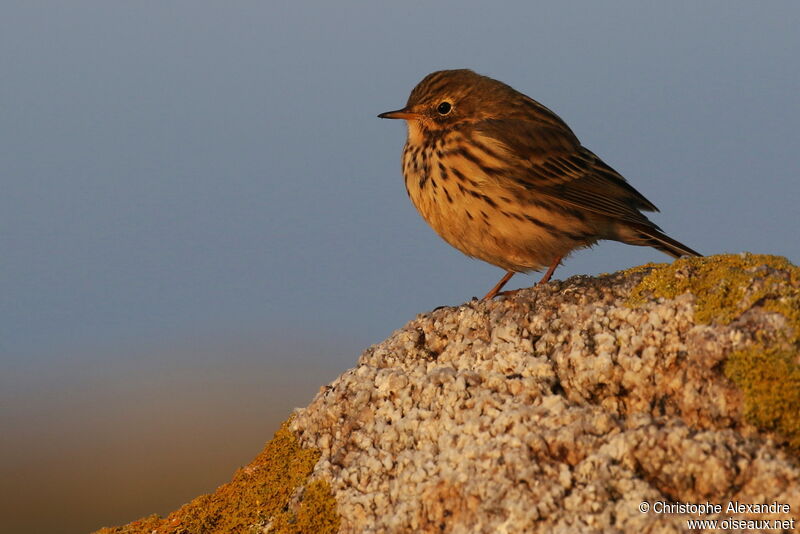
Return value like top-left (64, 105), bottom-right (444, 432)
top-left (269, 479), bottom-right (341, 533)
top-left (93, 418), bottom-right (339, 534)
top-left (93, 515), bottom-right (163, 534)
top-left (628, 253), bottom-right (800, 450)
top-left (627, 254), bottom-right (798, 326)
top-left (725, 346), bottom-right (800, 449)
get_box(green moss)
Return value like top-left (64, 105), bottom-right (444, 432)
top-left (628, 253), bottom-right (800, 450)
top-left (93, 418), bottom-right (339, 534)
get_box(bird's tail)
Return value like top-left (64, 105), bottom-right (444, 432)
top-left (621, 223), bottom-right (702, 258)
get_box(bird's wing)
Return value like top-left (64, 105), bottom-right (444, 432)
top-left (474, 118), bottom-right (660, 226)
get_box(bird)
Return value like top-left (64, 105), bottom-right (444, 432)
top-left (378, 69), bottom-right (701, 300)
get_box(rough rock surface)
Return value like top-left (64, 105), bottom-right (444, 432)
top-left (95, 255), bottom-right (799, 534)
top-left (291, 255), bottom-right (800, 533)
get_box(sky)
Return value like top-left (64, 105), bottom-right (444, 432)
top-left (2, 2), bottom-right (799, 533)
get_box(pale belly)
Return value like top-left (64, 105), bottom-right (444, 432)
top-left (402, 136), bottom-right (598, 273)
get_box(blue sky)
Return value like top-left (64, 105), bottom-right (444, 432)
top-left (2, 2), bottom-right (799, 532)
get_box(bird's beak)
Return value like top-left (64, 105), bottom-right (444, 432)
top-left (378, 108), bottom-right (419, 120)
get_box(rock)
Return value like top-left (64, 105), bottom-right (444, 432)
top-left (95, 254), bottom-right (800, 533)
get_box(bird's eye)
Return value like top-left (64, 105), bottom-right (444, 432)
top-left (436, 101), bottom-right (452, 115)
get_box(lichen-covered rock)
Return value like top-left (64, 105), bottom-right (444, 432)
top-left (93, 421), bottom-right (340, 534)
top-left (292, 254), bottom-right (800, 533)
top-left (96, 254), bottom-right (799, 534)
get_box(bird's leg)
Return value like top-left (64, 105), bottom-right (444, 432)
top-left (490, 256), bottom-right (565, 300)
top-left (536, 255), bottom-right (563, 286)
top-left (483, 256), bottom-right (563, 300)
top-left (482, 270), bottom-right (515, 300)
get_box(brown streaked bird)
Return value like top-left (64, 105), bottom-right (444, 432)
top-left (379, 69), bottom-right (701, 299)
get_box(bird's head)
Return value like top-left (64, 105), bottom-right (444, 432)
top-left (378, 69), bottom-right (519, 132)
